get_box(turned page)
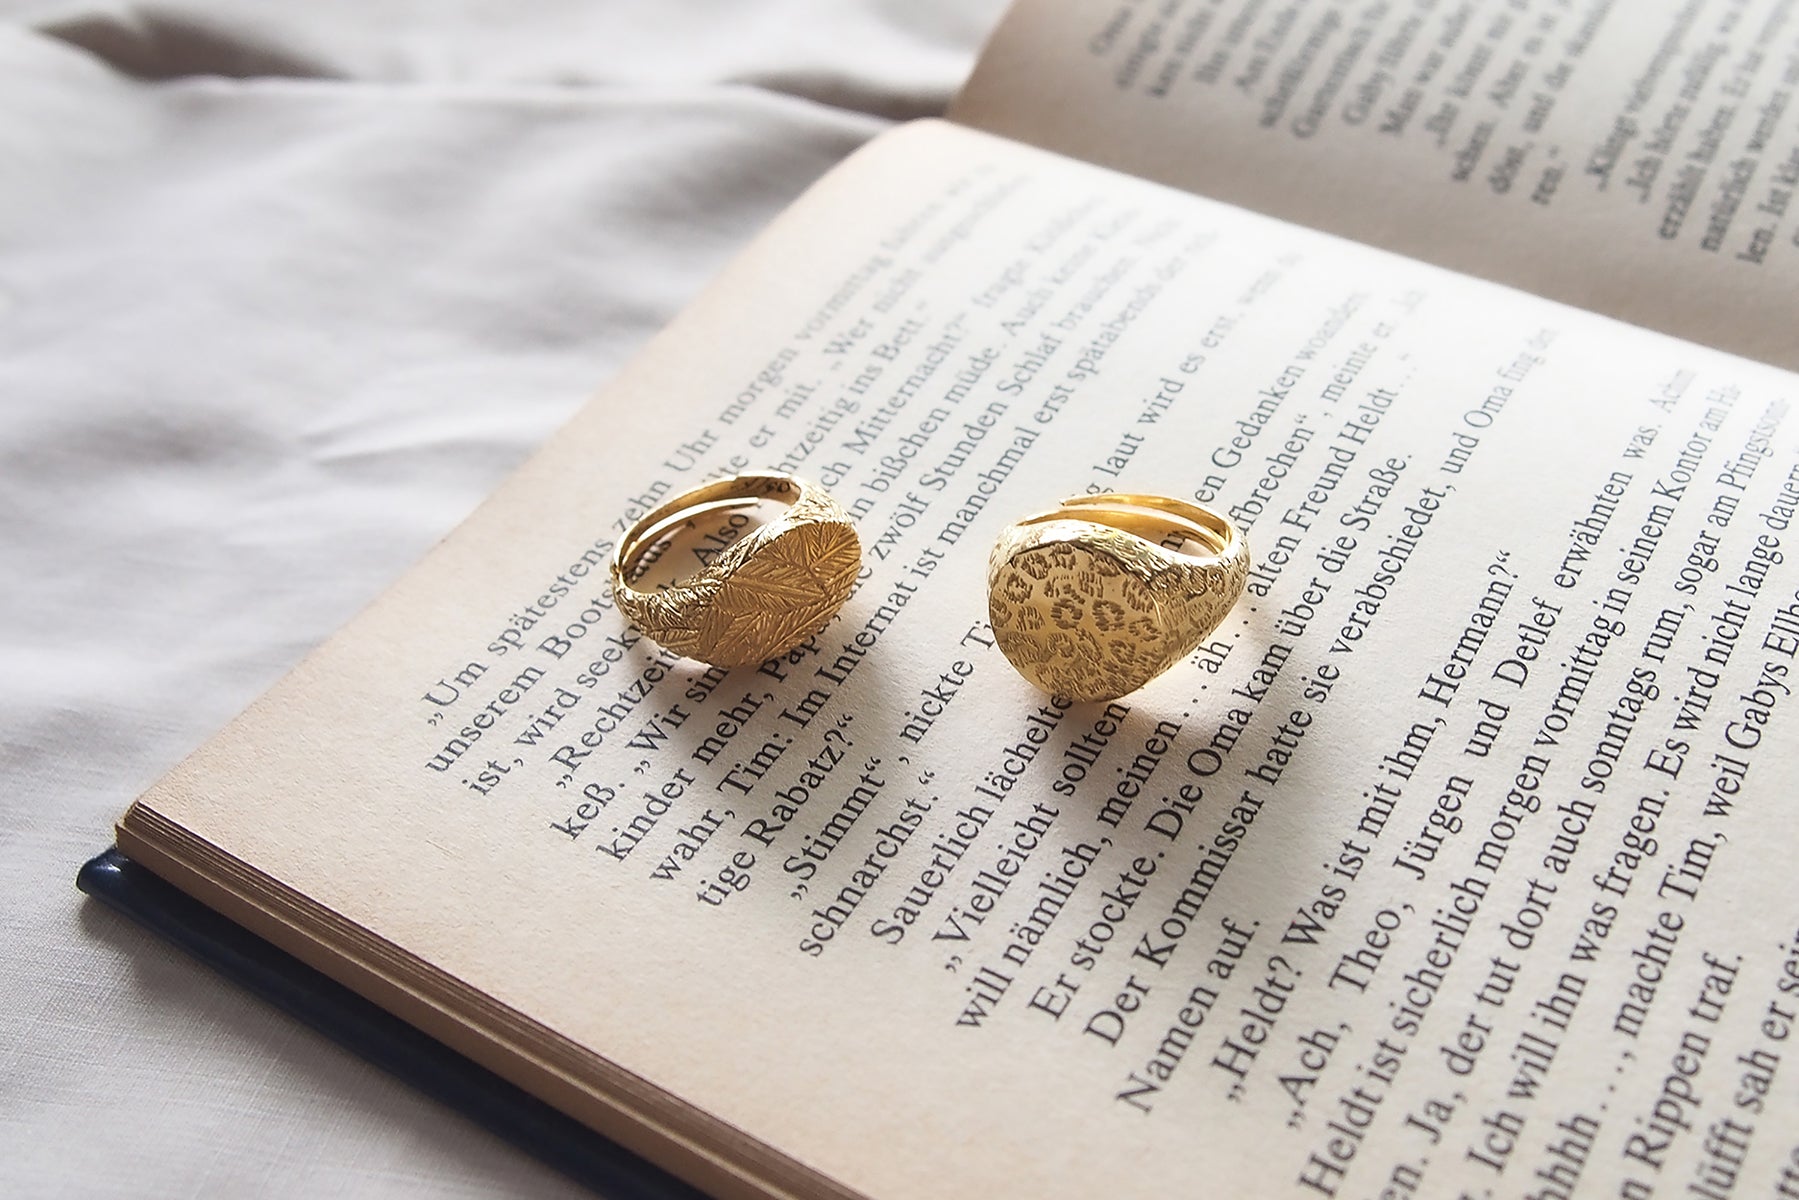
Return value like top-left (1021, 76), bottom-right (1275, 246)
top-left (126, 119), bottom-right (1799, 1199)
top-left (953, 0), bottom-right (1799, 369)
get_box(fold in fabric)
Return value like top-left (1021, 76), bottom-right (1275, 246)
top-left (0, 4), bottom-right (1005, 1196)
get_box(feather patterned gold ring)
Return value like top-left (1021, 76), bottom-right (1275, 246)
top-left (987, 494), bottom-right (1250, 702)
top-left (611, 473), bottom-right (860, 667)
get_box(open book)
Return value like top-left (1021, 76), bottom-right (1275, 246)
top-left (111, 1), bottom-right (1799, 1196)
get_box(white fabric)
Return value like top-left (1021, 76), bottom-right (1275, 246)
top-left (0, 4), bottom-right (1005, 1194)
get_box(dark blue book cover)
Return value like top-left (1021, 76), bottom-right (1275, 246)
top-left (77, 848), bottom-right (707, 1200)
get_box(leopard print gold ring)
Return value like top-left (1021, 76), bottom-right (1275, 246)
top-left (986, 494), bottom-right (1249, 702)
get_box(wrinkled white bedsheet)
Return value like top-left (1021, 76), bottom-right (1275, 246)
top-left (0, 4), bottom-right (1004, 1194)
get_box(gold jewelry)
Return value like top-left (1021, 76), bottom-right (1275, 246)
top-left (612, 473), bottom-right (860, 667)
top-left (987, 494), bottom-right (1249, 702)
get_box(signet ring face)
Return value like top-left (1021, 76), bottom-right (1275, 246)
top-left (612, 473), bottom-right (860, 667)
top-left (987, 494), bottom-right (1249, 702)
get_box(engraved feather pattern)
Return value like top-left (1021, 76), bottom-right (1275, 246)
top-left (620, 488), bottom-right (860, 668)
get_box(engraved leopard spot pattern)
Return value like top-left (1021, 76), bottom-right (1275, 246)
top-left (989, 526), bottom-right (1251, 702)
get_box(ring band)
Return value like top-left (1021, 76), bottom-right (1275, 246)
top-left (987, 493), bottom-right (1249, 702)
top-left (612, 473), bottom-right (860, 667)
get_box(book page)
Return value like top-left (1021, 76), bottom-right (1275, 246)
top-left (126, 119), bottom-right (1799, 1199)
top-left (953, 0), bottom-right (1799, 370)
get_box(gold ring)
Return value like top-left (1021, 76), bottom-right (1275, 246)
top-left (611, 472), bottom-right (860, 667)
top-left (987, 494), bottom-right (1249, 702)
